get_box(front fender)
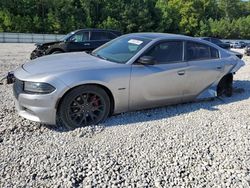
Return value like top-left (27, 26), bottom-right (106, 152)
top-left (55, 68), bottom-right (131, 114)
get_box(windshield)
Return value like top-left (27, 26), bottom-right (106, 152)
top-left (60, 32), bottom-right (75, 41)
top-left (92, 36), bottom-right (152, 64)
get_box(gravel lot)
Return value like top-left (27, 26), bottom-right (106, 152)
top-left (0, 43), bottom-right (250, 187)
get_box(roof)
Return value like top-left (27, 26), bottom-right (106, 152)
top-left (124, 32), bottom-right (194, 40)
top-left (75, 28), bottom-right (122, 34)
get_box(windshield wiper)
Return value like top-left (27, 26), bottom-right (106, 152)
top-left (91, 52), bottom-right (120, 63)
top-left (91, 52), bottom-right (108, 60)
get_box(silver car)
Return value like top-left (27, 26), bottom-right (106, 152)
top-left (13, 33), bottom-right (245, 129)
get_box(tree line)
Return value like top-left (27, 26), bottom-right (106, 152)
top-left (0, 0), bottom-right (249, 39)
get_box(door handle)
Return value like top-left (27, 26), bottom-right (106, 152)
top-left (177, 70), bottom-right (185, 75)
top-left (84, 43), bottom-right (90, 46)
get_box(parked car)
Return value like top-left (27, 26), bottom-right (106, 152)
top-left (245, 44), bottom-right (250, 56)
top-left (199, 37), bottom-right (230, 49)
top-left (30, 28), bottom-right (121, 59)
top-left (239, 41), bottom-right (246, 48)
top-left (225, 41), bottom-right (232, 46)
top-left (231, 42), bottom-right (243, 49)
top-left (13, 33), bottom-right (245, 129)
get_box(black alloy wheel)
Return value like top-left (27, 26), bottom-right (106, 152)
top-left (58, 85), bottom-right (110, 129)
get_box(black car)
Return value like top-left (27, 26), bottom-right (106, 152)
top-left (200, 37), bottom-right (231, 49)
top-left (30, 29), bottom-right (122, 59)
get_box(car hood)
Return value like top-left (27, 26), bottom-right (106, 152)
top-left (36, 41), bottom-right (60, 47)
top-left (23, 52), bottom-right (114, 74)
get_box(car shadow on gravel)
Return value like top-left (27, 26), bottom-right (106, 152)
top-left (103, 80), bottom-right (250, 127)
top-left (43, 80), bottom-right (250, 132)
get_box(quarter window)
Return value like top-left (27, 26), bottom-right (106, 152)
top-left (211, 47), bottom-right (219, 58)
top-left (186, 42), bottom-right (219, 61)
top-left (145, 41), bottom-right (183, 64)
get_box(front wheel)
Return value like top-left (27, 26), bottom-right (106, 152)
top-left (58, 85), bottom-right (110, 129)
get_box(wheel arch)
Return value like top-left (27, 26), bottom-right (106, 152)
top-left (217, 73), bottom-right (233, 96)
top-left (56, 83), bottom-right (115, 116)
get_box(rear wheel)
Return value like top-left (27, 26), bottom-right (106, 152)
top-left (217, 74), bottom-right (233, 97)
top-left (58, 85), bottom-right (110, 129)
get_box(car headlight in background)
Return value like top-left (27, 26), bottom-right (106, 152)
top-left (24, 82), bottom-right (55, 94)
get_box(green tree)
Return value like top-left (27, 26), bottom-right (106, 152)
top-left (218, 0), bottom-right (242, 20)
top-left (0, 10), bottom-right (12, 32)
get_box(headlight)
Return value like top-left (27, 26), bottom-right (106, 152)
top-left (24, 82), bottom-right (55, 94)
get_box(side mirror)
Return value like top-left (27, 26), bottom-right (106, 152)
top-left (138, 56), bottom-right (155, 65)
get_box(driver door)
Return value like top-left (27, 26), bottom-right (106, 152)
top-left (129, 41), bottom-right (188, 111)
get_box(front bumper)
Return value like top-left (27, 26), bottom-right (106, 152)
top-left (14, 96), bottom-right (57, 125)
top-left (13, 81), bottom-right (58, 125)
top-left (13, 68), bottom-right (69, 125)
top-left (30, 48), bottom-right (46, 60)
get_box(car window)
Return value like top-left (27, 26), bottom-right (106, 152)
top-left (92, 36), bottom-right (151, 64)
top-left (69, 31), bottom-right (89, 42)
top-left (91, 31), bottom-right (108, 40)
top-left (211, 47), bottom-right (219, 59)
top-left (145, 41), bottom-right (183, 64)
top-left (107, 32), bottom-right (117, 39)
top-left (202, 38), bottom-right (210, 42)
top-left (211, 38), bottom-right (222, 44)
top-left (186, 42), bottom-right (211, 61)
top-left (187, 42), bottom-right (220, 61)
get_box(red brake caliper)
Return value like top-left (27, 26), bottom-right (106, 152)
top-left (91, 95), bottom-right (99, 110)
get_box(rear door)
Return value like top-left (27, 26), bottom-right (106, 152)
top-left (90, 31), bottom-right (110, 50)
top-left (129, 40), bottom-right (189, 110)
top-left (183, 41), bottom-right (225, 99)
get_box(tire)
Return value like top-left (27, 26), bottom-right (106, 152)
top-left (58, 85), bottom-right (110, 130)
top-left (224, 85), bottom-right (233, 97)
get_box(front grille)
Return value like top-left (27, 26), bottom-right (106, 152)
top-left (13, 78), bottom-right (24, 99)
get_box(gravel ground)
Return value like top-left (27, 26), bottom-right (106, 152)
top-left (0, 43), bottom-right (250, 187)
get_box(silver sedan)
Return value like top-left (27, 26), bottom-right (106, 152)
top-left (13, 33), bottom-right (245, 129)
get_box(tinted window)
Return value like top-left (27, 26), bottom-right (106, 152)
top-left (187, 42), bottom-right (220, 61)
top-left (91, 31), bottom-right (108, 40)
top-left (145, 41), bottom-right (183, 64)
top-left (211, 38), bottom-right (222, 44)
top-left (202, 38), bottom-right (210, 42)
top-left (69, 31), bottom-right (89, 42)
top-left (107, 32), bottom-right (117, 39)
top-left (186, 42), bottom-right (210, 61)
top-left (211, 47), bottom-right (219, 59)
